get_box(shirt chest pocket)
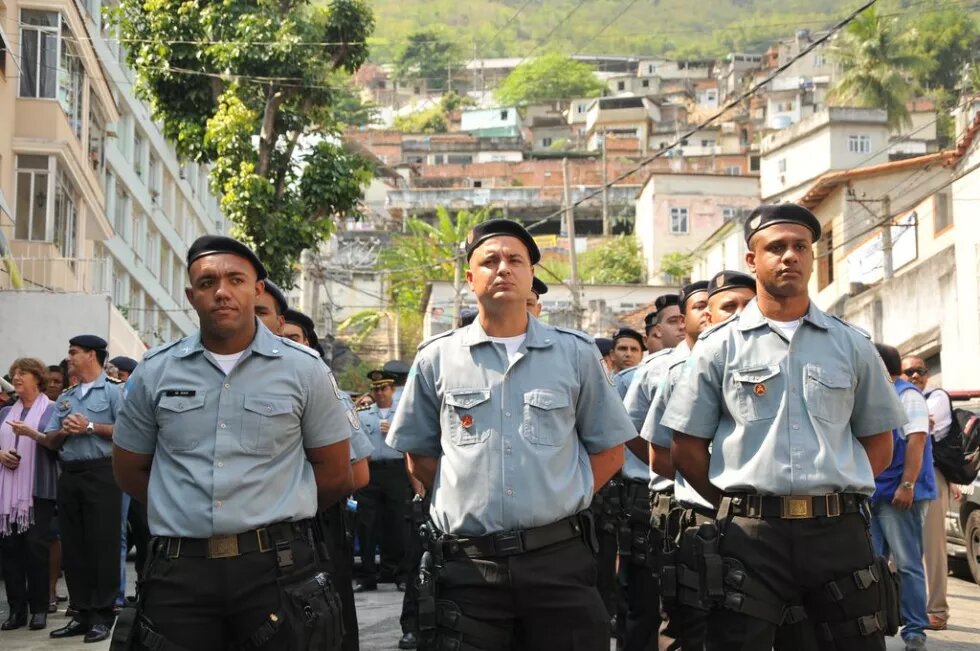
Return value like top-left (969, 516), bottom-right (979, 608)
top-left (85, 398), bottom-right (110, 420)
top-left (444, 389), bottom-right (492, 446)
top-left (157, 393), bottom-right (207, 452)
top-left (804, 365), bottom-right (853, 424)
top-left (732, 366), bottom-right (782, 422)
top-left (521, 389), bottom-right (571, 447)
top-left (243, 396), bottom-right (295, 454)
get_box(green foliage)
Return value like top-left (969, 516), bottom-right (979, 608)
top-left (660, 252), bottom-right (693, 284)
top-left (394, 28), bottom-right (461, 91)
top-left (392, 105), bottom-right (449, 133)
top-left (579, 236), bottom-right (645, 284)
top-left (113, 0), bottom-right (376, 286)
top-left (907, 6), bottom-right (978, 96)
top-left (496, 54), bottom-right (605, 105)
top-left (828, 5), bottom-right (923, 130)
top-left (333, 357), bottom-right (375, 393)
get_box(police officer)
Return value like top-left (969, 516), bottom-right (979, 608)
top-left (353, 369), bottom-right (413, 592)
top-left (255, 279), bottom-right (289, 335)
top-left (109, 356), bottom-right (138, 382)
top-left (647, 294), bottom-right (685, 353)
top-left (596, 337), bottom-right (615, 374)
top-left (526, 276), bottom-right (548, 318)
top-left (383, 360), bottom-right (412, 407)
top-left (662, 205), bottom-right (907, 650)
top-left (387, 218), bottom-right (636, 650)
top-left (611, 327), bottom-right (647, 394)
top-left (112, 235), bottom-right (354, 651)
top-left (41, 335), bottom-right (124, 643)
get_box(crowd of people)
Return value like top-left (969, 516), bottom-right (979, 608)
top-left (0, 204), bottom-right (969, 651)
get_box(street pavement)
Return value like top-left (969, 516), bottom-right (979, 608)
top-left (3, 563), bottom-right (980, 650)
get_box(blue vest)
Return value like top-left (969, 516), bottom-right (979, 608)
top-left (872, 378), bottom-right (937, 504)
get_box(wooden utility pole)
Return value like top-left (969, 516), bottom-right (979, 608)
top-left (881, 194), bottom-right (894, 280)
top-left (601, 130), bottom-right (610, 236)
top-left (563, 157), bottom-right (582, 329)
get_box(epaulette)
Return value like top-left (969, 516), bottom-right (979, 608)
top-left (553, 325), bottom-right (594, 344)
top-left (143, 338), bottom-right (183, 360)
top-left (416, 328), bottom-right (456, 351)
top-left (356, 404), bottom-right (371, 412)
top-left (697, 314), bottom-right (738, 340)
top-left (830, 314), bottom-right (871, 339)
top-left (60, 386), bottom-right (75, 396)
top-left (280, 337), bottom-right (321, 358)
top-left (106, 377), bottom-right (125, 384)
top-left (641, 347), bottom-right (673, 366)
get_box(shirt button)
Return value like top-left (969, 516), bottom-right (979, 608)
top-left (217, 462), bottom-right (224, 468)
top-left (505, 412), bottom-right (511, 417)
top-left (219, 423), bottom-right (227, 429)
top-left (224, 383), bottom-right (231, 390)
top-left (505, 447), bottom-right (512, 454)
top-left (791, 423), bottom-right (800, 430)
top-left (506, 489), bottom-right (513, 496)
top-left (215, 500), bottom-right (223, 508)
top-left (272, 348), bottom-right (279, 353)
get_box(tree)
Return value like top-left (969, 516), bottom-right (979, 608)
top-left (113, 0), bottom-right (376, 286)
top-left (579, 236), bottom-right (645, 284)
top-left (391, 92), bottom-right (476, 134)
top-left (393, 29), bottom-right (461, 93)
top-left (660, 252), bottom-right (693, 285)
top-left (828, 6), bottom-right (923, 130)
top-left (906, 6), bottom-right (978, 96)
top-left (495, 53), bottom-right (605, 106)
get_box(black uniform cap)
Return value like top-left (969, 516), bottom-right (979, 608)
top-left (612, 327), bottom-right (645, 348)
top-left (743, 203), bottom-right (821, 245)
top-left (283, 309), bottom-right (320, 352)
top-left (458, 308), bottom-right (478, 328)
top-left (678, 281), bottom-right (709, 312)
top-left (465, 219), bottom-right (540, 265)
top-left (707, 270), bottom-right (757, 298)
top-left (382, 360), bottom-right (411, 377)
top-left (367, 369), bottom-right (397, 387)
top-left (643, 311), bottom-right (658, 332)
top-left (261, 279), bottom-right (289, 315)
top-left (654, 294), bottom-right (679, 313)
top-left (595, 337), bottom-right (614, 356)
top-left (108, 356), bottom-right (138, 374)
top-left (531, 277), bottom-right (549, 297)
top-left (186, 235), bottom-right (268, 280)
top-left (69, 335), bottom-right (107, 351)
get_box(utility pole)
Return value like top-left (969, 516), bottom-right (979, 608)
top-left (601, 129), bottom-right (610, 236)
top-left (881, 194), bottom-right (894, 280)
top-left (563, 157), bottom-right (582, 330)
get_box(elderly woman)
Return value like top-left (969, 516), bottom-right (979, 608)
top-left (0, 358), bottom-right (58, 631)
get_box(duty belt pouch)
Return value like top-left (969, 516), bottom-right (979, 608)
top-left (874, 556), bottom-right (901, 636)
top-left (261, 571), bottom-right (344, 650)
top-left (108, 604), bottom-right (138, 651)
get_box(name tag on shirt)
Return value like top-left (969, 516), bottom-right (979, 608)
top-left (164, 390), bottom-right (197, 397)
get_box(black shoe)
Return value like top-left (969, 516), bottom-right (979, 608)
top-left (85, 623), bottom-right (112, 643)
top-left (50, 619), bottom-right (88, 638)
top-left (48, 600), bottom-right (58, 614)
top-left (1, 612), bottom-right (27, 631)
top-left (29, 613), bottom-right (48, 630)
top-left (65, 605), bottom-right (78, 618)
top-left (352, 580), bottom-right (377, 593)
top-left (398, 632), bottom-right (418, 649)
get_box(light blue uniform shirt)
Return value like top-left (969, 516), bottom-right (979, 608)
top-left (113, 323), bottom-right (353, 538)
top-left (46, 372), bottom-right (124, 461)
top-left (340, 392), bottom-right (372, 463)
top-left (643, 341), bottom-right (712, 510)
top-left (662, 300), bottom-right (907, 496)
top-left (359, 403), bottom-right (403, 461)
top-left (622, 349), bottom-right (675, 488)
top-left (387, 316), bottom-right (636, 536)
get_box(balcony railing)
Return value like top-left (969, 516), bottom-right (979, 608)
top-left (0, 257), bottom-right (110, 294)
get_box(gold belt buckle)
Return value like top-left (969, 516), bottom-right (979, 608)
top-left (782, 496), bottom-right (812, 519)
top-left (207, 534), bottom-right (240, 559)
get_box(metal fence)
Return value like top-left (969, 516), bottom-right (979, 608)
top-left (0, 257), bottom-right (110, 294)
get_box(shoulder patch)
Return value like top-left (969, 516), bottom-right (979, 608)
top-left (280, 338), bottom-right (321, 358)
top-left (698, 314), bottom-right (738, 340)
top-left (417, 328), bottom-right (457, 351)
top-left (106, 377), bottom-right (124, 384)
top-left (356, 404), bottom-right (371, 412)
top-left (830, 315), bottom-right (871, 339)
top-left (143, 338), bottom-right (183, 360)
top-left (553, 325), bottom-right (595, 344)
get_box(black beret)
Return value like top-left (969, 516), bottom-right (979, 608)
top-left (743, 203), bottom-right (821, 245)
top-left (531, 277), bottom-right (549, 297)
top-left (678, 281), bottom-right (709, 311)
top-left (108, 356), bottom-right (138, 373)
top-left (283, 308), bottom-right (320, 352)
top-left (612, 327), bottom-right (645, 348)
top-left (458, 307), bottom-right (478, 327)
top-left (595, 337), bottom-right (614, 356)
top-left (707, 270), bottom-right (756, 298)
top-left (261, 279), bottom-right (289, 315)
top-left (383, 360), bottom-right (411, 376)
top-left (69, 335), bottom-right (107, 351)
top-left (643, 311), bottom-right (658, 331)
top-left (654, 294), bottom-right (679, 312)
top-left (186, 235), bottom-right (267, 280)
top-left (367, 369), bottom-right (397, 386)
top-left (465, 219), bottom-right (540, 264)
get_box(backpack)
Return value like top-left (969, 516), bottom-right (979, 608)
top-left (928, 389), bottom-right (980, 485)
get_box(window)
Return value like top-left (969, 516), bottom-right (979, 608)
top-left (88, 106), bottom-right (106, 175)
top-left (171, 253), bottom-right (183, 300)
top-left (134, 132), bottom-right (146, 178)
top-left (670, 207), bottom-right (689, 234)
top-left (542, 137), bottom-right (553, 147)
top-left (577, 104), bottom-right (586, 114)
top-left (725, 165), bottom-right (742, 176)
top-left (473, 180), bottom-right (482, 188)
top-left (934, 191), bottom-right (952, 233)
top-left (53, 167), bottom-right (78, 258)
top-left (750, 155), bottom-right (760, 172)
top-left (617, 81), bottom-right (626, 91)
top-left (59, 25), bottom-right (84, 139)
top-left (114, 186), bottom-right (129, 241)
top-left (701, 139), bottom-right (716, 148)
top-left (777, 158), bottom-right (787, 173)
top-left (722, 207), bottom-right (738, 221)
top-left (133, 209), bottom-right (146, 260)
top-left (146, 225), bottom-right (160, 277)
top-left (0, 25), bottom-right (9, 76)
top-left (647, 64), bottom-right (655, 74)
top-left (148, 154), bottom-right (161, 202)
top-left (848, 134), bottom-right (871, 154)
top-left (19, 10), bottom-right (59, 98)
top-left (500, 110), bottom-right (509, 121)
top-left (113, 265), bottom-right (129, 309)
top-left (14, 155), bottom-right (50, 242)
top-left (641, 79), bottom-right (649, 88)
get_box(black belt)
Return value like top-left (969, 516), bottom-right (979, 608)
top-left (727, 493), bottom-right (865, 519)
top-left (60, 457), bottom-right (112, 472)
top-left (443, 513), bottom-right (586, 559)
top-left (157, 520), bottom-right (313, 559)
top-left (369, 458), bottom-right (404, 467)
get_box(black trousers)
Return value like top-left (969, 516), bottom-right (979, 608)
top-left (58, 461), bottom-right (121, 626)
top-left (593, 480), bottom-right (621, 621)
top-left (320, 503), bottom-right (359, 651)
top-left (0, 497), bottom-right (55, 614)
top-left (355, 460), bottom-right (412, 582)
top-left (707, 512), bottom-right (884, 651)
top-left (139, 533), bottom-right (321, 650)
top-left (400, 496), bottom-right (430, 635)
top-left (618, 496), bottom-right (660, 651)
top-left (432, 537), bottom-right (609, 650)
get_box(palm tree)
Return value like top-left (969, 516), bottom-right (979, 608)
top-left (828, 6), bottom-right (923, 130)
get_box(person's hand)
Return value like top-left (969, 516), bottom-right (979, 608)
top-left (9, 421), bottom-right (37, 440)
top-left (892, 484), bottom-right (914, 510)
top-left (0, 449), bottom-right (21, 470)
top-left (63, 413), bottom-right (87, 434)
top-left (379, 419), bottom-right (391, 434)
top-left (951, 484), bottom-right (963, 501)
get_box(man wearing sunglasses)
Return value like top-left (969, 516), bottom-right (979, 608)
top-left (900, 356), bottom-right (957, 632)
